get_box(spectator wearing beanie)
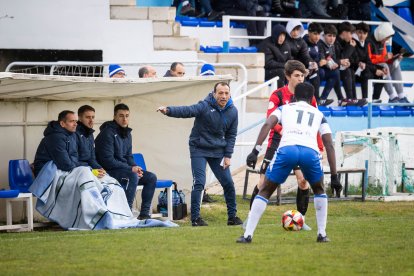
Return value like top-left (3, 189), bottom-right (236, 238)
top-left (200, 64), bottom-right (216, 76)
top-left (109, 64), bottom-right (126, 78)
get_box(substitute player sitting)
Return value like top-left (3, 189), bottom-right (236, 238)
top-left (237, 82), bottom-right (340, 244)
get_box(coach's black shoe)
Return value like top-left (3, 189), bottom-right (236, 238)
top-left (228, 216), bottom-right (243, 226)
top-left (316, 234), bottom-right (330, 243)
top-left (236, 235), bottom-right (252, 243)
top-left (192, 217), bottom-right (208, 226)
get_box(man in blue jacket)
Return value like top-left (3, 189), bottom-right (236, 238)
top-left (95, 103), bottom-right (157, 220)
top-left (33, 110), bottom-right (80, 176)
top-left (75, 105), bottom-right (106, 178)
top-left (157, 82), bottom-right (242, 226)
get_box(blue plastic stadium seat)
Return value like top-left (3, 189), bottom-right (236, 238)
top-left (241, 46), bottom-right (257, 53)
top-left (329, 106), bottom-right (347, 117)
top-left (0, 190), bottom-right (20, 198)
top-left (216, 21), bottom-right (223, 27)
top-left (199, 21), bottom-right (215, 27)
top-left (397, 7), bottom-right (413, 24)
top-left (379, 106), bottom-right (396, 117)
top-left (200, 45), bottom-right (206, 52)
top-left (229, 46), bottom-right (242, 53)
top-left (394, 106), bottom-right (412, 116)
top-left (204, 46), bottom-right (223, 53)
top-left (181, 20), bottom-right (199, 27)
top-left (318, 106), bottom-right (331, 117)
top-left (362, 106), bottom-right (380, 117)
top-left (9, 159), bottom-right (34, 193)
top-left (230, 22), bottom-right (238, 28)
top-left (346, 106), bottom-right (364, 117)
top-left (133, 153), bottom-right (173, 189)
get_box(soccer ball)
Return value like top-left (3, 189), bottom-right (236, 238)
top-left (281, 210), bottom-right (304, 231)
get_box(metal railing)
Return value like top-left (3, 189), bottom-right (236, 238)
top-left (222, 15), bottom-right (386, 52)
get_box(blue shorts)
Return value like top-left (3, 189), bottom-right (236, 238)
top-left (265, 145), bottom-right (323, 185)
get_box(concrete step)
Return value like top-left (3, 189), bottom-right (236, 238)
top-left (110, 0), bottom-right (136, 6)
top-left (110, 6), bottom-right (148, 20)
top-left (154, 36), bottom-right (199, 51)
top-left (153, 21), bottom-right (181, 36)
top-left (148, 7), bottom-right (176, 22)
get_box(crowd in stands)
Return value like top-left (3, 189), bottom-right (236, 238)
top-left (258, 20), bottom-right (411, 106)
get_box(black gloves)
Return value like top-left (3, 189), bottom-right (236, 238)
top-left (246, 148), bottom-right (259, 169)
top-left (375, 0), bottom-right (384, 8)
top-left (330, 174), bottom-right (343, 198)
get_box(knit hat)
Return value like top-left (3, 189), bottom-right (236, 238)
top-left (109, 64), bottom-right (125, 78)
top-left (374, 22), bottom-right (395, 42)
top-left (200, 64), bottom-right (215, 76)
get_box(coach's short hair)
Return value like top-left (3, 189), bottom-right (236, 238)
top-left (114, 103), bottom-right (129, 115)
top-left (138, 66), bottom-right (148, 78)
top-left (213, 82), bottom-right (230, 93)
top-left (284, 60), bottom-right (306, 77)
top-left (294, 82), bottom-right (314, 102)
top-left (78, 105), bottom-right (95, 116)
top-left (170, 62), bottom-right (184, 71)
top-left (58, 110), bottom-right (75, 122)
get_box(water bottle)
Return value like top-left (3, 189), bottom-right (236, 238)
top-left (179, 190), bottom-right (186, 204)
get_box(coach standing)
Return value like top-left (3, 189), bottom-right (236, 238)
top-left (157, 82), bottom-right (242, 227)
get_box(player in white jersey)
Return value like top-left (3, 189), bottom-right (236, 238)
top-left (237, 82), bottom-right (338, 243)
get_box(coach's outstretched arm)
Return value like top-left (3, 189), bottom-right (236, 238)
top-left (322, 133), bottom-right (342, 197)
top-left (246, 115), bottom-right (279, 168)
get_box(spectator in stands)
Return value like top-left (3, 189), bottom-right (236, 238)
top-left (285, 19), bottom-right (319, 97)
top-left (353, 22), bottom-right (382, 103)
top-left (200, 63), bottom-right (216, 76)
top-left (75, 105), bottom-right (105, 178)
top-left (157, 82), bottom-right (242, 227)
top-left (300, 0), bottom-right (334, 19)
top-left (335, 22), bottom-right (367, 106)
top-left (272, 0), bottom-right (300, 17)
top-left (257, 24), bottom-right (291, 88)
top-left (317, 24), bottom-right (343, 106)
top-left (95, 103), bottom-right (157, 219)
top-left (33, 110), bottom-right (80, 176)
top-left (164, 62), bottom-right (186, 77)
top-left (345, 0), bottom-right (383, 21)
top-left (367, 22), bottom-right (410, 103)
top-left (196, 0), bottom-right (225, 21)
top-left (176, 0), bottom-right (196, 16)
top-left (303, 22), bottom-right (326, 103)
top-left (139, 66), bottom-right (157, 78)
top-left (109, 64), bottom-right (126, 78)
top-left (213, 0), bottom-right (266, 46)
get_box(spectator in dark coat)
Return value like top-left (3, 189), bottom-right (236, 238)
top-left (303, 22), bottom-right (324, 102)
top-left (345, 0), bottom-right (383, 21)
top-left (258, 24), bottom-right (291, 88)
top-left (33, 110), bottom-right (80, 176)
top-left (353, 22), bottom-right (383, 102)
top-left (286, 19), bottom-right (319, 99)
top-left (317, 24), bottom-right (343, 105)
top-left (95, 104), bottom-right (157, 219)
top-left (334, 22), bottom-right (364, 106)
top-left (157, 82), bottom-right (242, 227)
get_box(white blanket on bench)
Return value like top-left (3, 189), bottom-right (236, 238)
top-left (30, 162), bottom-right (178, 230)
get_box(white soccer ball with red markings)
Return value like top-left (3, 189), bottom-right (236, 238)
top-left (281, 210), bottom-right (304, 231)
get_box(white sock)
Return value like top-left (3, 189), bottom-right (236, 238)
top-left (244, 195), bottom-right (268, 238)
top-left (314, 194), bottom-right (328, 237)
top-left (398, 93), bottom-right (406, 99)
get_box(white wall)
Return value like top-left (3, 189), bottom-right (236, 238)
top-left (0, 0), bottom-right (197, 66)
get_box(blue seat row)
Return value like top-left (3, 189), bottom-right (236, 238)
top-left (200, 45), bottom-right (257, 53)
top-left (318, 105), bottom-right (414, 117)
top-left (176, 16), bottom-right (246, 28)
